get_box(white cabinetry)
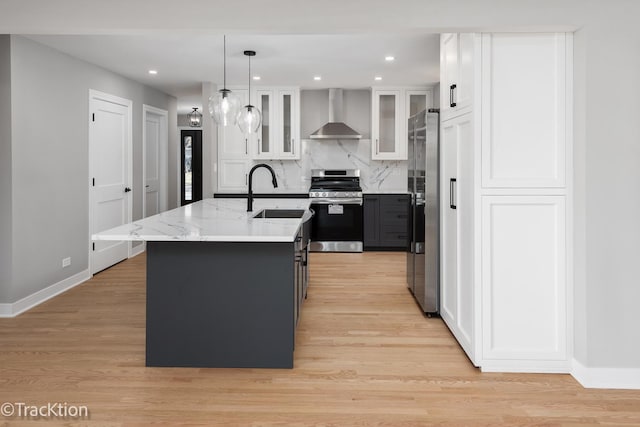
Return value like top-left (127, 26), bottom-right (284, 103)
top-left (217, 86), bottom-right (300, 192)
top-left (372, 87), bottom-right (433, 160)
top-left (217, 88), bottom-right (250, 192)
top-left (440, 112), bottom-right (477, 363)
top-left (479, 33), bottom-right (571, 372)
top-left (481, 196), bottom-right (567, 365)
top-left (218, 89), bottom-right (249, 159)
top-left (372, 89), bottom-right (402, 160)
top-left (218, 159), bottom-right (250, 191)
top-left (441, 33), bottom-right (475, 121)
top-left (439, 32), bottom-right (573, 373)
top-left (253, 87), bottom-right (300, 160)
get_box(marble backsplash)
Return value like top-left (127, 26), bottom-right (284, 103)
top-left (249, 139), bottom-right (407, 193)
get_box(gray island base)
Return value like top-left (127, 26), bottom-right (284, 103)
top-left (146, 241), bottom-right (296, 368)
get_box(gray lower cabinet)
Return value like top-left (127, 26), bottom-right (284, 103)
top-left (364, 194), bottom-right (410, 250)
top-left (146, 240), bottom-right (299, 369)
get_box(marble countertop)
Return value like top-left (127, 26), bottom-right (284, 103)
top-left (92, 198), bottom-right (311, 243)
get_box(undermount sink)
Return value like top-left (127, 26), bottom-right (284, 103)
top-left (253, 209), bottom-right (306, 219)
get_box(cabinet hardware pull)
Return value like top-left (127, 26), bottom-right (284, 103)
top-left (292, 139), bottom-right (295, 155)
top-left (245, 173), bottom-right (248, 186)
top-left (257, 138), bottom-right (260, 154)
top-left (450, 84), bottom-right (457, 108)
top-left (245, 138), bottom-right (248, 155)
top-left (450, 178), bottom-right (457, 209)
top-left (375, 139), bottom-right (379, 155)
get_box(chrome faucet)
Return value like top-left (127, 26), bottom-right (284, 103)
top-left (247, 163), bottom-right (278, 211)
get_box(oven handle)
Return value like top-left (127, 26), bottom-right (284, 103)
top-left (309, 197), bottom-right (363, 205)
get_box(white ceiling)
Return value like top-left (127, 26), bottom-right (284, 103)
top-left (25, 33), bottom-right (440, 114)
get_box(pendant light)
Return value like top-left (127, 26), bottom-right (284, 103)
top-left (208, 35), bottom-right (241, 126)
top-left (236, 50), bottom-right (262, 134)
top-left (188, 107), bottom-right (202, 127)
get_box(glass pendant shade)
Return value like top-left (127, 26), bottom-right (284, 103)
top-left (208, 89), bottom-right (241, 127)
top-left (237, 49), bottom-right (262, 134)
top-left (188, 107), bottom-right (203, 127)
top-left (237, 105), bottom-right (262, 134)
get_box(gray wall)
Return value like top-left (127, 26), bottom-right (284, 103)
top-left (573, 15), bottom-right (640, 368)
top-left (0, 35), bottom-right (12, 302)
top-left (6, 35), bottom-right (176, 303)
top-left (300, 89), bottom-right (371, 139)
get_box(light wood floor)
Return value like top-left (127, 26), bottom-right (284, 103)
top-left (1, 252), bottom-right (639, 426)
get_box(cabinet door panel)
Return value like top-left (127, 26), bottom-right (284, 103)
top-left (363, 196), bottom-right (380, 247)
top-left (440, 120), bottom-right (458, 325)
top-left (481, 195), bottom-right (566, 361)
top-left (440, 113), bottom-right (475, 363)
top-left (218, 89), bottom-right (249, 159)
top-left (218, 159), bottom-right (250, 191)
top-left (378, 94), bottom-right (397, 153)
top-left (481, 33), bottom-right (566, 188)
top-left (278, 89), bottom-right (297, 158)
top-left (372, 90), bottom-right (403, 160)
top-left (457, 33), bottom-right (475, 111)
top-left (255, 90), bottom-right (274, 158)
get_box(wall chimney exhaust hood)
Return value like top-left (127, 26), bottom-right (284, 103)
top-left (310, 89), bottom-right (362, 140)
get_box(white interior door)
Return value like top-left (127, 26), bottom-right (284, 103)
top-left (143, 106), bottom-right (168, 217)
top-left (90, 91), bottom-right (132, 274)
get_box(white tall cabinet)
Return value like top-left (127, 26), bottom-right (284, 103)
top-left (439, 32), bottom-right (573, 373)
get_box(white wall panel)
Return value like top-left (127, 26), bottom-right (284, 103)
top-left (482, 34), bottom-right (566, 188)
top-left (482, 195), bottom-right (567, 361)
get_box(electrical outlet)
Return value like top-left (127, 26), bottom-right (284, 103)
top-left (62, 257), bottom-right (71, 268)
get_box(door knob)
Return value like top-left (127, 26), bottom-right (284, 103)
top-left (124, 187), bottom-right (132, 193)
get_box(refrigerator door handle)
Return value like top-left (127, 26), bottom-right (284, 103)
top-left (450, 178), bottom-right (457, 209)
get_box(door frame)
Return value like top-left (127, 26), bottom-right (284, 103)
top-left (88, 89), bottom-right (133, 275)
top-left (142, 104), bottom-right (169, 218)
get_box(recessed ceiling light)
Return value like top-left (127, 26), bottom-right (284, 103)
top-left (148, 70), bottom-right (158, 75)
top-left (253, 76), bottom-right (261, 81)
top-left (385, 56), bottom-right (395, 61)
top-left (314, 76), bottom-right (322, 81)
top-left (374, 76), bottom-right (383, 81)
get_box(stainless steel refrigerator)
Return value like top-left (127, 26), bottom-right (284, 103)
top-left (406, 109), bottom-right (439, 315)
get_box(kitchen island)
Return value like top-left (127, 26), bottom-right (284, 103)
top-left (93, 198), bottom-right (311, 369)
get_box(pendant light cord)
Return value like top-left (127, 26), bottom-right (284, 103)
top-left (223, 35), bottom-right (227, 90)
top-left (248, 53), bottom-right (251, 105)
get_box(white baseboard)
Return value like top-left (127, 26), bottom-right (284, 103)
top-left (0, 269), bottom-right (90, 318)
top-left (0, 303), bottom-right (12, 317)
top-left (480, 359), bottom-right (571, 374)
top-left (572, 358), bottom-right (640, 390)
top-left (130, 243), bottom-right (145, 257)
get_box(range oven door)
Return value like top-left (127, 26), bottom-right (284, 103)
top-left (309, 198), bottom-right (363, 252)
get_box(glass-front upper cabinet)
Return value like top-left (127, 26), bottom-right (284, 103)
top-left (278, 89), bottom-right (297, 158)
top-left (252, 87), bottom-right (300, 160)
top-left (254, 89), bottom-right (274, 158)
top-left (406, 90), bottom-right (430, 117)
top-left (372, 89), bottom-right (403, 160)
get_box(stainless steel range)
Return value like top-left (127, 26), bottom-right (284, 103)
top-left (308, 169), bottom-right (363, 252)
